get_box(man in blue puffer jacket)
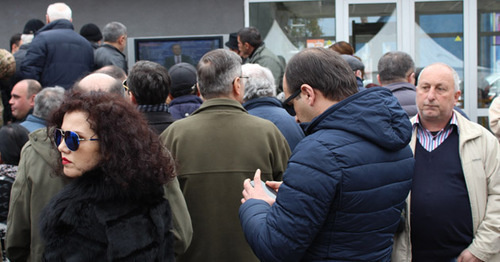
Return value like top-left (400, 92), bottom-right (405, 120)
top-left (240, 47), bottom-right (414, 262)
top-left (20, 3), bottom-right (94, 90)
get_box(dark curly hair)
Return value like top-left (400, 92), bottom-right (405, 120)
top-left (47, 91), bottom-right (176, 190)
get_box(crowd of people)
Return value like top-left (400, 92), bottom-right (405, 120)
top-left (0, 1), bottom-right (499, 262)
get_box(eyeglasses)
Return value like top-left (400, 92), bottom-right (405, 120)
top-left (232, 76), bottom-right (249, 85)
top-left (282, 88), bottom-right (302, 116)
top-left (122, 79), bottom-right (130, 93)
top-left (54, 128), bottom-right (99, 151)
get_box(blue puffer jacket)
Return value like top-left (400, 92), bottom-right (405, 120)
top-left (239, 87), bottom-right (414, 262)
top-left (20, 20), bottom-right (94, 89)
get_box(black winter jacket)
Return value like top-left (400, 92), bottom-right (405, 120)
top-left (40, 168), bottom-right (175, 262)
top-left (20, 20), bottom-right (94, 89)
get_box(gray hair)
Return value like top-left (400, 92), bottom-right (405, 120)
top-left (197, 49), bottom-right (242, 99)
top-left (242, 63), bottom-right (276, 101)
top-left (418, 62), bottom-right (461, 92)
top-left (377, 51), bottom-right (415, 84)
top-left (33, 86), bottom-right (65, 120)
top-left (47, 3), bottom-right (72, 21)
top-left (102, 22), bottom-right (127, 42)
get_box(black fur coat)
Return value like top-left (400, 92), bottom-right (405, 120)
top-left (39, 168), bottom-right (174, 261)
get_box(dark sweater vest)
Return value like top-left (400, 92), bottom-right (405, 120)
top-left (411, 129), bottom-right (473, 261)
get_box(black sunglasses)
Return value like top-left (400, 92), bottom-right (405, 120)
top-left (282, 89), bottom-right (301, 116)
top-left (54, 128), bottom-right (99, 151)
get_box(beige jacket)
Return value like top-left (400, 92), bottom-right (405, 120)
top-left (392, 111), bottom-right (500, 261)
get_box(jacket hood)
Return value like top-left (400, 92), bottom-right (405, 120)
top-left (36, 19), bottom-right (74, 35)
top-left (303, 87), bottom-right (412, 151)
top-left (28, 128), bottom-right (60, 167)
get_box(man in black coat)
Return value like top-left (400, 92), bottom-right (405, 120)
top-left (20, 3), bottom-right (94, 90)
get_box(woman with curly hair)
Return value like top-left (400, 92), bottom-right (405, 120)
top-left (40, 90), bottom-right (176, 261)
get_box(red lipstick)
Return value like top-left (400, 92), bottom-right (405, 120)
top-left (62, 157), bottom-right (71, 165)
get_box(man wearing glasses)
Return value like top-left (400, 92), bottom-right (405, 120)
top-left (240, 47), bottom-right (414, 261)
top-left (160, 49), bottom-right (290, 262)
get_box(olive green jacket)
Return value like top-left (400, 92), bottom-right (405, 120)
top-left (161, 98), bottom-right (291, 262)
top-left (6, 128), bottom-right (193, 261)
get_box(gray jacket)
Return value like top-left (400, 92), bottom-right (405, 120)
top-left (94, 44), bottom-right (127, 73)
top-left (383, 82), bottom-right (418, 117)
top-left (247, 44), bottom-right (284, 92)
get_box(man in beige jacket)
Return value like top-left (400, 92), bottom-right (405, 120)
top-left (393, 63), bottom-right (500, 261)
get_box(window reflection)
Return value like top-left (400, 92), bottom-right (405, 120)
top-left (478, 0), bottom-right (500, 108)
top-left (415, 1), bottom-right (464, 107)
top-left (249, 0), bottom-right (335, 63)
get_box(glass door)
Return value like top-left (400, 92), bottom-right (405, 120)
top-left (248, 0), bottom-right (336, 64)
top-left (347, 2), bottom-right (397, 86)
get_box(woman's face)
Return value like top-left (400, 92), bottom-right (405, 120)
top-left (58, 111), bottom-right (101, 178)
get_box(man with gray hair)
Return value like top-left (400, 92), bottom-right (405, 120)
top-left (160, 49), bottom-right (290, 262)
top-left (20, 86), bottom-right (65, 132)
top-left (377, 51), bottom-right (417, 117)
top-left (241, 63), bottom-right (304, 151)
top-left (21, 2), bottom-right (94, 89)
top-left (94, 22), bottom-right (128, 73)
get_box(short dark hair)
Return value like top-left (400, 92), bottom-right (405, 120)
top-left (197, 49), bottom-right (242, 99)
top-left (10, 33), bottom-right (21, 52)
top-left (47, 91), bottom-right (176, 190)
top-left (0, 124), bottom-right (29, 165)
top-left (377, 51), bottom-right (415, 84)
top-left (128, 61), bottom-right (171, 104)
top-left (285, 48), bottom-right (358, 101)
top-left (237, 27), bottom-right (262, 48)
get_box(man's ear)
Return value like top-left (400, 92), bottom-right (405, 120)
top-left (355, 70), bottom-right (363, 78)
top-left (408, 72), bottom-right (416, 85)
top-left (301, 84), bottom-right (316, 106)
top-left (377, 74), bottom-right (381, 85)
top-left (232, 77), bottom-right (243, 98)
top-left (129, 92), bottom-right (138, 105)
top-left (29, 95), bottom-right (36, 107)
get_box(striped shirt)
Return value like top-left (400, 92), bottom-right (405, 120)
top-left (413, 112), bottom-right (458, 152)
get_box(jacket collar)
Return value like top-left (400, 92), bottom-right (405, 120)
top-left (169, 95), bottom-right (203, 106)
top-left (242, 97), bottom-right (282, 111)
top-left (249, 43), bottom-right (265, 60)
top-left (383, 82), bottom-right (416, 93)
top-left (36, 19), bottom-right (74, 35)
top-left (410, 109), bottom-right (482, 149)
top-left (191, 98), bottom-right (247, 116)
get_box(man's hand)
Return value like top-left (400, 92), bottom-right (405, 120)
top-left (241, 169), bottom-right (280, 206)
top-left (457, 249), bottom-right (483, 262)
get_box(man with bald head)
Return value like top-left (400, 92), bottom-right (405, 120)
top-left (393, 63), bottom-right (500, 261)
top-left (9, 79), bottom-right (42, 122)
top-left (21, 2), bottom-right (93, 89)
top-left (73, 72), bottom-right (124, 96)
